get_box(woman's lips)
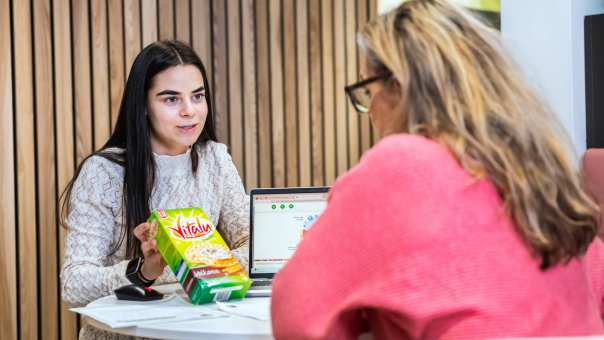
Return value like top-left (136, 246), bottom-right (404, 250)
top-left (177, 123), bottom-right (198, 132)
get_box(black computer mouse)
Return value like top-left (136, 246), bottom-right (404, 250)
top-left (114, 284), bottom-right (164, 301)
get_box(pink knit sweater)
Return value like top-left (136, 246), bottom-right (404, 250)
top-left (271, 134), bottom-right (604, 339)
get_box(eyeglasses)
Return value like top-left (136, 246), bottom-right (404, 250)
top-left (345, 72), bottom-right (392, 113)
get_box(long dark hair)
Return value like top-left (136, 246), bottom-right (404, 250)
top-left (60, 40), bottom-right (217, 258)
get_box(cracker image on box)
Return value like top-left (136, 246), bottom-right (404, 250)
top-left (149, 207), bottom-right (251, 304)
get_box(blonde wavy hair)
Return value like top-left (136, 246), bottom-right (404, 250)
top-left (360, 0), bottom-right (599, 269)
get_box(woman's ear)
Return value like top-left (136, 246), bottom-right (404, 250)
top-left (383, 77), bottom-right (402, 103)
top-left (388, 77), bottom-right (401, 92)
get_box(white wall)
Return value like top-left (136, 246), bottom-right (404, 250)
top-left (378, 0), bottom-right (402, 14)
top-left (501, 0), bottom-right (604, 157)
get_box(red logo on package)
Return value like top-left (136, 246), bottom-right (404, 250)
top-left (169, 216), bottom-right (214, 240)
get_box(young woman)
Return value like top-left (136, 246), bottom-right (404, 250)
top-left (60, 40), bottom-right (249, 338)
top-left (271, 1), bottom-right (604, 339)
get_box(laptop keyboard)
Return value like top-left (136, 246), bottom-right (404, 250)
top-left (251, 280), bottom-right (272, 287)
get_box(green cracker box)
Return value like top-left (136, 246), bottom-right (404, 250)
top-left (149, 207), bottom-right (251, 304)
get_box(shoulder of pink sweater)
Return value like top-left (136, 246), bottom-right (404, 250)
top-left (586, 237), bottom-right (604, 275)
top-left (585, 238), bottom-right (604, 300)
top-left (334, 133), bottom-right (463, 191)
top-left (364, 133), bottom-right (449, 164)
top-left (586, 237), bottom-right (604, 262)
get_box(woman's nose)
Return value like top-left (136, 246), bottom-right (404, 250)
top-left (180, 100), bottom-right (195, 117)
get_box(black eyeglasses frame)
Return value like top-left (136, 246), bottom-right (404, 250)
top-left (344, 72), bottom-right (392, 113)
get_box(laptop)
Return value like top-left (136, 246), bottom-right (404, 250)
top-left (246, 187), bottom-right (330, 297)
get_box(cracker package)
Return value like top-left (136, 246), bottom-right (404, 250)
top-left (149, 207), bottom-right (251, 304)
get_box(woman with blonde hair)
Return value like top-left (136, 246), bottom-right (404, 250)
top-left (271, 0), bottom-right (604, 338)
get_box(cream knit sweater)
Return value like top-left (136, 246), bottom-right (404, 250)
top-left (60, 141), bottom-right (249, 339)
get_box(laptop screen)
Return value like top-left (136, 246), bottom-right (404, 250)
top-left (250, 189), bottom-right (329, 276)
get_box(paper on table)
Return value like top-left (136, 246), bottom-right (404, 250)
top-left (215, 300), bottom-right (270, 321)
top-left (71, 295), bottom-right (227, 328)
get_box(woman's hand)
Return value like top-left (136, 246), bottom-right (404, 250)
top-left (133, 221), bottom-right (166, 281)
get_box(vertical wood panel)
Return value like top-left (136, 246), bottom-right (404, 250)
top-left (91, 0), bottom-right (111, 149)
top-left (256, 0), bottom-right (272, 188)
top-left (191, 0), bottom-right (213, 93)
top-left (334, 0), bottom-right (348, 177)
top-left (358, 0), bottom-right (372, 154)
top-left (346, 0), bottom-right (360, 166)
top-left (73, 0), bottom-right (93, 164)
top-left (53, 0), bottom-right (78, 337)
top-left (322, 0), bottom-right (336, 184)
top-left (108, 0), bottom-right (125, 130)
top-left (369, 0), bottom-right (379, 145)
top-left (227, 0), bottom-right (244, 178)
top-left (212, 0), bottom-right (229, 144)
top-left (297, 0), bottom-right (311, 187)
top-left (13, 0), bottom-right (39, 337)
top-left (242, 0), bottom-right (258, 191)
top-left (0, 0), bottom-right (16, 338)
top-left (284, 0), bottom-right (299, 187)
top-left (33, 0), bottom-right (59, 338)
top-left (158, 0), bottom-right (175, 40)
top-left (175, 0), bottom-right (190, 43)
top-left (368, 0), bottom-right (378, 35)
top-left (270, 0), bottom-right (285, 187)
top-left (142, 0), bottom-right (158, 47)
top-left (309, 0), bottom-right (324, 186)
top-left (124, 0), bottom-right (142, 75)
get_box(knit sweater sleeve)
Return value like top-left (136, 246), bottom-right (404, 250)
top-left (60, 156), bottom-right (130, 307)
top-left (586, 238), bottom-right (604, 316)
top-left (214, 143), bottom-right (250, 271)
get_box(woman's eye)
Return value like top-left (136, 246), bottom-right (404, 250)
top-left (192, 93), bottom-right (205, 102)
top-left (164, 96), bottom-right (179, 104)
top-left (363, 88), bottom-right (371, 97)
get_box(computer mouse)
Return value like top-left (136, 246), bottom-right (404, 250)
top-left (114, 284), bottom-right (164, 301)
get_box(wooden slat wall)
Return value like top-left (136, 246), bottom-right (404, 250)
top-left (256, 0), bottom-right (272, 188)
top-left (56, 0), bottom-right (79, 336)
top-left (0, 1), bottom-right (377, 339)
top-left (33, 1), bottom-right (60, 339)
top-left (0, 0), bottom-right (16, 339)
top-left (109, 0), bottom-right (125, 129)
top-left (297, 0), bottom-right (311, 186)
top-left (309, 0), bottom-right (324, 186)
top-left (13, 3), bottom-right (38, 340)
top-left (242, 0), bottom-right (258, 190)
top-left (227, 0), bottom-right (244, 177)
top-left (322, 0), bottom-right (336, 183)
top-left (269, 0), bottom-right (285, 187)
top-left (284, 0), bottom-right (298, 187)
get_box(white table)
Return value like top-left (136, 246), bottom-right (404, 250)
top-left (78, 284), bottom-right (273, 340)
